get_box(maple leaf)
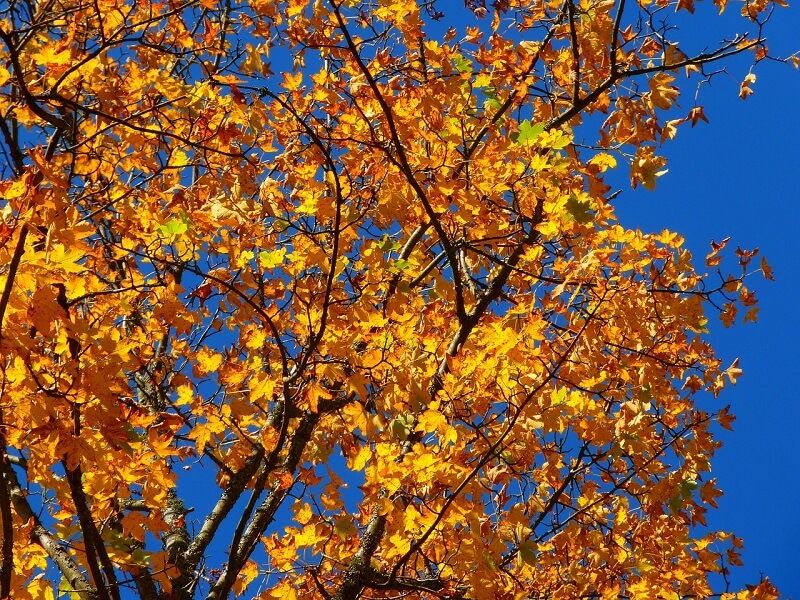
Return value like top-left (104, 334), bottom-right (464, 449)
top-left (0, 65), bottom-right (11, 87)
top-left (32, 46), bottom-right (72, 66)
top-left (306, 382), bottom-right (331, 412)
top-left (282, 71), bottom-right (303, 91)
top-left (157, 218), bottom-right (188, 240)
top-left (565, 194), bottom-right (594, 224)
top-left (724, 358), bottom-right (743, 384)
top-left (259, 248), bottom-right (286, 268)
top-left (739, 73), bottom-right (757, 99)
top-left (688, 106), bottom-right (709, 127)
top-left (760, 256), bottom-right (775, 281)
top-left (631, 147), bottom-right (668, 190)
top-left (648, 73), bottom-right (680, 110)
top-left (195, 348), bottom-right (223, 374)
top-left (513, 120), bottom-right (545, 145)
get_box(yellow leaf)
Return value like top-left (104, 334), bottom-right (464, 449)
top-left (588, 152), bottom-right (617, 172)
top-left (175, 385), bottom-right (193, 407)
top-left (266, 582), bottom-right (298, 600)
top-left (3, 177), bottom-right (28, 199)
top-left (649, 73), bottom-right (679, 110)
top-left (33, 46), bottom-right (72, 66)
top-left (724, 358), bottom-right (743, 384)
top-left (283, 71), bottom-right (303, 91)
top-left (739, 73), bottom-right (757, 99)
top-left (47, 243), bottom-right (84, 273)
top-left (295, 523), bottom-right (325, 547)
top-left (26, 576), bottom-right (55, 600)
top-left (306, 382), bottom-right (331, 412)
top-left (242, 44), bottom-right (265, 75)
top-left (287, 0), bottom-right (307, 17)
top-left (171, 148), bottom-right (192, 167)
top-left (334, 515), bottom-right (357, 537)
top-left (148, 428), bottom-right (177, 458)
top-left (416, 408), bottom-right (447, 434)
top-left (259, 248), bottom-right (286, 268)
top-left (196, 348), bottom-right (223, 375)
top-left (241, 560), bottom-right (259, 588)
top-left (631, 147), bottom-right (668, 190)
top-left (28, 285), bottom-right (66, 333)
top-left (346, 372), bottom-right (369, 400)
top-left (351, 445), bottom-right (371, 471)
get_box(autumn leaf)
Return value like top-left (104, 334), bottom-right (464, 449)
top-left (724, 358), bottom-right (743, 384)
top-left (739, 73), bottom-right (757, 99)
top-left (688, 106), bottom-right (709, 127)
top-left (513, 120), bottom-right (545, 145)
top-left (195, 348), bottom-right (223, 375)
top-left (453, 53), bottom-right (472, 73)
top-left (760, 256), bottom-right (775, 280)
top-left (32, 46), bottom-right (72, 66)
top-left (648, 73), bottom-right (680, 110)
top-left (157, 218), bottom-right (188, 240)
top-left (565, 194), bottom-right (594, 224)
top-left (518, 541), bottom-right (537, 567)
top-left (259, 248), bottom-right (286, 268)
top-left (286, 0), bottom-right (307, 17)
top-left (306, 382), bottom-right (331, 412)
top-left (706, 236), bottom-right (730, 266)
top-left (631, 147), bottom-right (668, 190)
top-left (282, 71), bottom-right (303, 91)
top-left (588, 152), bottom-right (617, 172)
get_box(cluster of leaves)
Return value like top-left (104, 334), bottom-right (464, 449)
top-left (0, 0), bottom-right (787, 599)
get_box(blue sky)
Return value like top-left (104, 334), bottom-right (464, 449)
top-left (609, 8), bottom-right (800, 596)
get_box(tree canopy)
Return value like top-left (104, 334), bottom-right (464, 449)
top-left (0, 0), bottom-right (788, 598)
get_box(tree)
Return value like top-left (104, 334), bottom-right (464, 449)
top-left (0, 0), bottom-right (788, 598)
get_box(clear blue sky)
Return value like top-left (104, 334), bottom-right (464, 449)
top-left (609, 8), bottom-right (800, 596)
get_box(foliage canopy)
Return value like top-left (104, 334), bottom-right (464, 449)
top-left (0, 0), bottom-right (786, 598)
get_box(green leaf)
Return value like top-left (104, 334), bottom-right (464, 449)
top-left (667, 494), bottom-right (683, 514)
top-left (334, 515), bottom-right (357, 538)
top-left (667, 480), bottom-right (698, 513)
top-left (519, 541), bottom-right (537, 566)
top-left (378, 236), bottom-right (400, 252)
top-left (390, 417), bottom-right (411, 440)
top-left (681, 479), bottom-right (698, 496)
top-left (157, 218), bottom-right (188, 239)
top-left (453, 53), bottom-right (472, 74)
top-left (484, 97), bottom-right (502, 111)
top-left (513, 120), bottom-right (545, 145)
top-left (566, 194), bottom-right (593, 224)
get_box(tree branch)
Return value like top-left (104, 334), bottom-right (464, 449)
top-left (1, 458), bottom-right (97, 599)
